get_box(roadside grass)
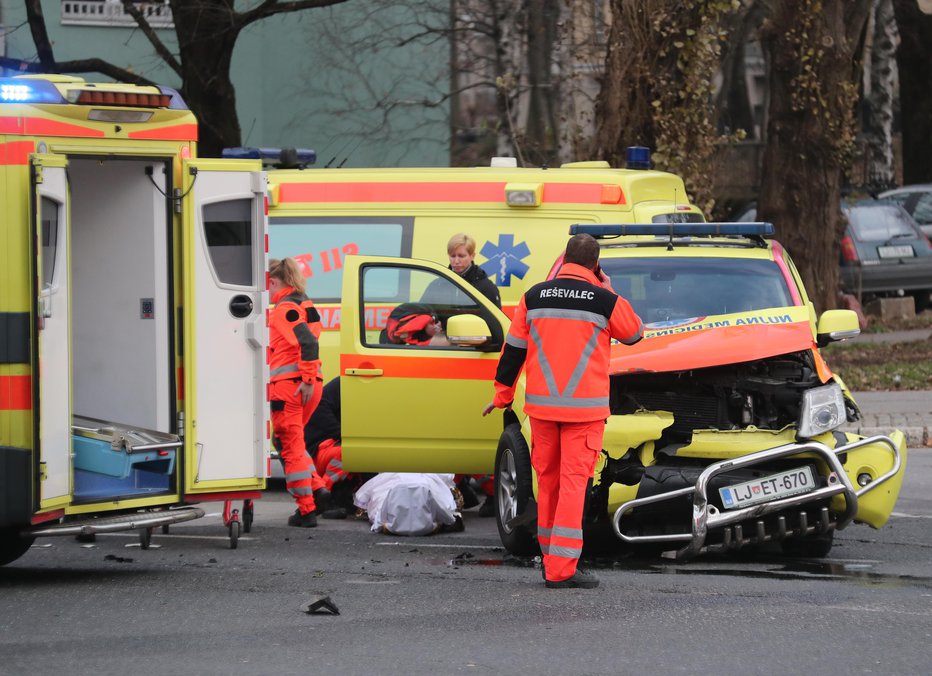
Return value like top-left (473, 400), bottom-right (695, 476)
top-left (822, 339), bottom-right (932, 391)
top-left (862, 311), bottom-right (932, 333)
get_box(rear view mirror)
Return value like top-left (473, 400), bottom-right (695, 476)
top-left (816, 309), bottom-right (860, 347)
top-left (446, 314), bottom-right (492, 347)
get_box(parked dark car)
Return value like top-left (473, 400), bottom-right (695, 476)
top-left (732, 200), bottom-right (932, 313)
top-left (878, 185), bottom-right (932, 237)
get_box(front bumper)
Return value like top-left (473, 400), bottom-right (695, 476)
top-left (611, 435), bottom-right (904, 560)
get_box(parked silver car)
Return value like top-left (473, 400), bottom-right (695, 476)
top-left (732, 199), bottom-right (932, 313)
top-left (878, 185), bottom-right (932, 237)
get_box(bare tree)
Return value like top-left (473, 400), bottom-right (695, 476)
top-left (10, 0), bottom-right (351, 156)
top-left (595, 0), bottom-right (748, 214)
top-left (757, 0), bottom-right (873, 313)
top-left (861, 0), bottom-right (900, 192)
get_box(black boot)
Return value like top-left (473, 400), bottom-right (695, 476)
top-left (287, 509), bottom-right (318, 528)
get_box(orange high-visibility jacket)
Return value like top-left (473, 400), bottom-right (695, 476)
top-left (492, 263), bottom-right (643, 422)
top-left (269, 286), bottom-right (323, 384)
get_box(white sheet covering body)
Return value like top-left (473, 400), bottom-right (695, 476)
top-left (354, 473), bottom-right (459, 535)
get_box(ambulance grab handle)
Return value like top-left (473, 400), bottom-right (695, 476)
top-left (344, 368), bottom-right (383, 377)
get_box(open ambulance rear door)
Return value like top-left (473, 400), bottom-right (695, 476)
top-left (181, 160), bottom-right (269, 494)
top-left (31, 154), bottom-right (72, 509)
top-left (339, 255), bottom-right (510, 474)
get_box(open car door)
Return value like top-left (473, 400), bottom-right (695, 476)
top-left (339, 255), bottom-right (509, 473)
top-left (31, 154), bottom-right (72, 508)
top-left (181, 160), bottom-right (269, 494)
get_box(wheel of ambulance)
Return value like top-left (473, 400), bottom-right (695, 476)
top-left (781, 531), bottom-right (834, 558)
top-left (139, 527), bottom-right (152, 550)
top-left (0, 529), bottom-right (35, 566)
top-left (229, 520), bottom-right (240, 549)
top-left (242, 505), bottom-right (254, 534)
top-left (494, 424), bottom-right (540, 557)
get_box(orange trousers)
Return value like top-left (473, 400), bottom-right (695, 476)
top-left (530, 417), bottom-right (603, 582)
top-left (315, 438), bottom-right (349, 490)
top-left (271, 378), bottom-right (325, 515)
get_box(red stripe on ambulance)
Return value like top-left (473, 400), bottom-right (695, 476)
top-left (0, 375), bottom-right (32, 410)
top-left (128, 124), bottom-right (198, 141)
top-left (0, 140), bottom-right (36, 165)
top-left (341, 354), bottom-right (497, 380)
top-left (278, 181), bottom-right (625, 205)
top-left (0, 116), bottom-right (106, 137)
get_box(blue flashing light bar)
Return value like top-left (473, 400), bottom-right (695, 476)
top-left (625, 146), bottom-right (651, 170)
top-left (0, 78), bottom-right (65, 105)
top-left (569, 222), bottom-right (775, 238)
top-left (222, 147), bottom-right (316, 168)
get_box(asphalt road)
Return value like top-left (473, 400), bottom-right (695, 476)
top-left (2, 452), bottom-right (930, 676)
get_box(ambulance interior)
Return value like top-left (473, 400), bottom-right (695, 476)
top-left (64, 157), bottom-right (179, 501)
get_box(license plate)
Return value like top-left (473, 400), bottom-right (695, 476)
top-left (719, 466), bottom-right (816, 510)
top-left (877, 245), bottom-right (915, 258)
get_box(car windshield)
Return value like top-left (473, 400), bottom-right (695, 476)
top-left (847, 205), bottom-right (918, 241)
top-left (599, 257), bottom-right (794, 324)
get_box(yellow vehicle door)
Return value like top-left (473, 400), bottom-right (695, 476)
top-left (339, 255), bottom-right (509, 473)
top-left (30, 154), bottom-right (72, 508)
top-left (181, 160), bottom-right (269, 494)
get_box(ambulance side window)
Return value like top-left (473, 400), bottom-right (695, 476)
top-left (41, 197), bottom-right (60, 288)
top-left (202, 199), bottom-right (253, 286)
top-left (360, 264), bottom-right (483, 349)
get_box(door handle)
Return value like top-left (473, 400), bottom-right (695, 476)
top-left (344, 368), bottom-right (383, 377)
top-left (229, 294), bottom-right (253, 318)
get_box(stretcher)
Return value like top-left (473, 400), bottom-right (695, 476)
top-left (27, 418), bottom-right (254, 549)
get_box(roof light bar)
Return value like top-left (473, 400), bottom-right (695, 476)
top-left (71, 90), bottom-right (172, 108)
top-left (569, 222), bottom-right (774, 238)
top-left (222, 147), bottom-right (317, 168)
top-left (0, 78), bottom-right (64, 104)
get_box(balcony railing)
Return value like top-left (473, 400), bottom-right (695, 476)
top-left (61, 1), bottom-right (174, 28)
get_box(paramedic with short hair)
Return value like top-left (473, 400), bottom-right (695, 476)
top-left (482, 234), bottom-right (643, 589)
top-left (268, 257), bottom-right (329, 528)
top-left (422, 232), bottom-right (501, 309)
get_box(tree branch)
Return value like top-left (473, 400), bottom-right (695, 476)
top-left (120, 0), bottom-right (183, 76)
top-left (237, 0), bottom-right (351, 28)
top-left (24, 0), bottom-right (56, 69)
top-left (53, 59), bottom-right (157, 86)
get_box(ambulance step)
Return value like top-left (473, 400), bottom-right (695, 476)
top-left (24, 507), bottom-right (204, 538)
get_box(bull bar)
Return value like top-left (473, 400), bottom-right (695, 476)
top-left (610, 435), bottom-right (902, 560)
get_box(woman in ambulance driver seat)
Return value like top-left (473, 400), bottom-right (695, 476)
top-left (422, 233), bottom-right (501, 309)
top-left (268, 257), bottom-right (330, 528)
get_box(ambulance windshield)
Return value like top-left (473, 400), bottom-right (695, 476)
top-left (599, 257), bottom-right (794, 325)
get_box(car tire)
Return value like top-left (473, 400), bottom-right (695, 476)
top-left (780, 531), bottom-right (834, 558)
top-left (0, 529), bottom-right (35, 566)
top-left (494, 424), bottom-right (540, 557)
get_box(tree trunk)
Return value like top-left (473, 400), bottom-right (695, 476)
top-left (891, 0), bottom-right (932, 183)
top-left (524, 0), bottom-right (560, 166)
top-left (594, 0), bottom-right (663, 165)
top-left (170, 0), bottom-right (243, 157)
top-left (758, 0), bottom-right (872, 314)
top-left (863, 0), bottom-right (899, 192)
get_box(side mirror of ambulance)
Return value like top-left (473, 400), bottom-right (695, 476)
top-left (816, 309), bottom-right (860, 347)
top-left (446, 314), bottom-right (493, 347)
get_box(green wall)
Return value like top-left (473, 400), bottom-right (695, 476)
top-left (1, 1), bottom-right (450, 166)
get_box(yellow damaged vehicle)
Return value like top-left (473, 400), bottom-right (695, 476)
top-left (336, 222), bottom-right (905, 559)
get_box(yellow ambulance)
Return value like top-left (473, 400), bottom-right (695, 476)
top-left (263, 154), bottom-right (705, 372)
top-left (1, 75), bottom-right (269, 565)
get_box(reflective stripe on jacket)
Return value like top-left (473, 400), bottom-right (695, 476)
top-left (269, 286), bottom-right (322, 384)
top-left (492, 263), bottom-right (643, 422)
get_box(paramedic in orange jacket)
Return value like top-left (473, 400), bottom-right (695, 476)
top-left (269, 257), bottom-right (328, 528)
top-left (483, 234), bottom-right (643, 589)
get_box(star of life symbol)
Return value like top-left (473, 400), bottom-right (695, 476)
top-left (479, 234), bottom-right (530, 287)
